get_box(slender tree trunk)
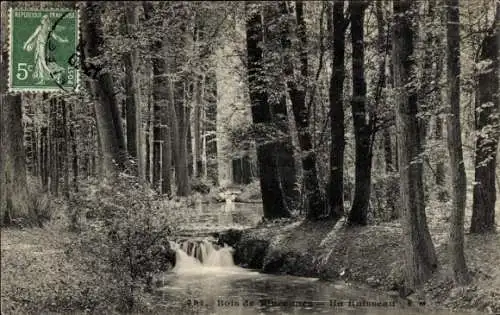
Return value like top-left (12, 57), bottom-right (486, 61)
top-left (175, 81), bottom-right (191, 196)
top-left (383, 129), bottom-right (393, 172)
top-left (328, 0), bottom-right (347, 220)
top-left (50, 98), bottom-right (59, 195)
top-left (192, 20), bottom-right (204, 180)
top-left (435, 116), bottom-right (446, 186)
top-left (169, 79), bottom-right (181, 191)
top-left (280, 1), bottom-right (325, 219)
top-left (145, 90), bottom-right (152, 183)
top-left (215, 43), bottom-right (234, 188)
top-left (82, 2), bottom-right (127, 176)
top-left (375, 0), bottom-right (398, 220)
top-left (246, 2), bottom-right (290, 219)
top-left (348, 0), bottom-right (372, 226)
top-left (151, 66), bottom-right (162, 193)
top-left (1, 41), bottom-right (28, 223)
top-left (263, 3), bottom-right (298, 210)
top-left (161, 116), bottom-right (172, 195)
top-left (471, 3), bottom-right (499, 234)
top-left (193, 77), bottom-right (203, 178)
top-left (68, 103), bottom-right (78, 192)
top-left (123, 5), bottom-right (142, 179)
top-left (446, 0), bottom-right (471, 284)
top-left (31, 127), bottom-right (38, 177)
top-left (169, 75), bottom-right (191, 196)
top-left (62, 99), bottom-right (70, 198)
top-left (144, 2), bottom-right (172, 194)
top-left (393, 0), bottom-right (438, 292)
top-left (41, 126), bottom-right (49, 189)
top-left (430, 0), bottom-right (447, 191)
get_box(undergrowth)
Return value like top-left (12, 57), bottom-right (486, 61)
top-left (68, 172), bottom-right (176, 313)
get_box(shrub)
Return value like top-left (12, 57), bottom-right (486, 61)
top-left (70, 173), bottom-right (175, 313)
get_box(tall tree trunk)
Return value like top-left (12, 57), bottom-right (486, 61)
top-left (41, 126), bottom-right (49, 189)
top-left (383, 129), bottom-right (393, 172)
top-left (1, 44), bottom-right (28, 223)
top-left (471, 3), bottom-right (499, 234)
top-left (393, 0), bottom-right (438, 292)
top-left (161, 115), bottom-right (172, 195)
top-left (166, 4), bottom-right (191, 196)
top-left (281, 1), bottom-right (325, 219)
top-left (31, 126), bottom-right (38, 177)
top-left (328, 0), bottom-right (348, 220)
top-left (215, 41), bottom-right (234, 188)
top-left (246, 3), bottom-right (290, 219)
top-left (68, 103), bottom-right (78, 192)
top-left (204, 72), bottom-right (218, 184)
top-left (50, 98), bottom-right (59, 195)
top-left (174, 80), bottom-right (191, 196)
top-left (435, 115), bottom-right (446, 186)
top-left (233, 156), bottom-right (252, 184)
top-left (348, 0), bottom-right (372, 226)
top-left (123, 5), bottom-right (142, 179)
top-left (82, 2), bottom-right (127, 176)
top-left (264, 3), bottom-right (298, 210)
top-left (192, 77), bottom-right (203, 178)
top-left (192, 20), bottom-right (205, 180)
top-left (375, 0), bottom-right (398, 220)
top-left (431, 0), bottom-right (446, 192)
top-left (446, 0), bottom-right (470, 284)
top-left (145, 88), bottom-right (152, 183)
top-left (62, 99), bottom-right (70, 198)
top-left (144, 2), bottom-right (172, 194)
top-left (1, 0), bottom-right (28, 223)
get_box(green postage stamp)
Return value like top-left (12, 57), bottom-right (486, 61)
top-left (8, 8), bottom-right (79, 93)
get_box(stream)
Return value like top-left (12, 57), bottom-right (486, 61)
top-left (152, 202), bottom-right (477, 315)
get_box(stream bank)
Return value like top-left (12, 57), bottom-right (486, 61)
top-left (215, 217), bottom-right (500, 314)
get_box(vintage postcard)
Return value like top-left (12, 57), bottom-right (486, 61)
top-left (1, 1), bottom-right (499, 315)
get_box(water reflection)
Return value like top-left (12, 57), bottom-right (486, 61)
top-left (153, 267), bottom-right (468, 315)
top-left (179, 202), bottom-right (264, 236)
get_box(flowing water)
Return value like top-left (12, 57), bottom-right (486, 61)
top-left (153, 203), bottom-right (477, 315)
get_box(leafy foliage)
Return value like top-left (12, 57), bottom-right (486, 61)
top-left (69, 173), bottom-right (175, 312)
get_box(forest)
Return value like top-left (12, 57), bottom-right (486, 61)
top-left (1, 1), bottom-right (499, 314)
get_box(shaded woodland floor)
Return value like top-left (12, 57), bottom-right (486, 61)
top-left (1, 195), bottom-right (499, 314)
top-left (223, 202), bottom-right (500, 314)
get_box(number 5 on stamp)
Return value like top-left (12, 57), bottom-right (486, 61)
top-left (8, 8), bottom-right (79, 93)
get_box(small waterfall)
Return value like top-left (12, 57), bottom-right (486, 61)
top-left (169, 239), bottom-right (236, 272)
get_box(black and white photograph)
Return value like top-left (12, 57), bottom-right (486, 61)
top-left (1, 1), bottom-right (499, 314)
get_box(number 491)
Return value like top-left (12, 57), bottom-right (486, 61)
top-left (16, 63), bottom-right (32, 80)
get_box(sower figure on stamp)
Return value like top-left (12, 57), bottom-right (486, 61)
top-left (23, 15), bottom-right (68, 85)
